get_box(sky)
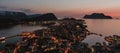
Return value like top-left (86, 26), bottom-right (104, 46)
top-left (0, 0), bottom-right (120, 18)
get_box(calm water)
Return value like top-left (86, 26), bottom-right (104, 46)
top-left (86, 19), bottom-right (120, 36)
top-left (0, 25), bottom-right (46, 44)
top-left (0, 19), bottom-right (120, 45)
top-left (83, 19), bottom-right (120, 45)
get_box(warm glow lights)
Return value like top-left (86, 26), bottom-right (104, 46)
top-left (0, 37), bottom-right (6, 43)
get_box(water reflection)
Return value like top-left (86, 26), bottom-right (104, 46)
top-left (0, 24), bottom-right (47, 44)
top-left (82, 35), bottom-right (105, 45)
top-left (0, 24), bottom-right (47, 37)
top-left (83, 19), bottom-right (120, 45)
top-left (85, 19), bottom-right (120, 36)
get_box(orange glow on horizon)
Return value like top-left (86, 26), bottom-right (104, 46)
top-left (33, 8), bottom-right (120, 18)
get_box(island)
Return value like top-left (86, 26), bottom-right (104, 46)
top-left (83, 13), bottom-right (112, 19)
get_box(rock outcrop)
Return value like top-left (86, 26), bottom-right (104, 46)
top-left (83, 13), bottom-right (112, 19)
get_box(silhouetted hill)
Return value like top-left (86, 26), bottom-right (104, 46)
top-left (0, 11), bottom-right (28, 23)
top-left (27, 13), bottom-right (57, 21)
top-left (28, 14), bottom-right (41, 18)
top-left (83, 13), bottom-right (112, 19)
top-left (0, 11), bottom-right (58, 24)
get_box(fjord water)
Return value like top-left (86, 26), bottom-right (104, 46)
top-left (83, 19), bottom-right (120, 45)
top-left (86, 19), bottom-right (120, 36)
top-left (0, 25), bottom-right (47, 44)
top-left (0, 19), bottom-right (120, 45)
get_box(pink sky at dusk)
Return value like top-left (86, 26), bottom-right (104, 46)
top-left (0, 0), bottom-right (120, 18)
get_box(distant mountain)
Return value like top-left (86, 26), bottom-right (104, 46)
top-left (83, 13), bottom-right (112, 19)
top-left (0, 11), bottom-right (28, 23)
top-left (28, 14), bottom-right (41, 18)
top-left (27, 13), bottom-right (57, 21)
top-left (0, 11), bottom-right (58, 24)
